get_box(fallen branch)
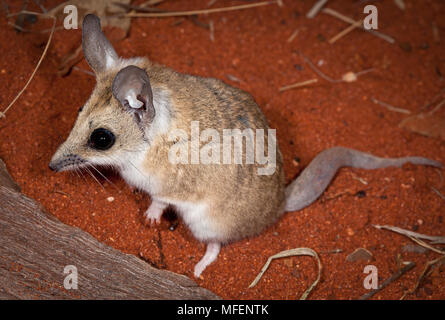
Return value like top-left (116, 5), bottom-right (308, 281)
top-left (0, 159), bottom-right (218, 299)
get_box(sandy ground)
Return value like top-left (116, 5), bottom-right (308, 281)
top-left (0, 0), bottom-right (444, 299)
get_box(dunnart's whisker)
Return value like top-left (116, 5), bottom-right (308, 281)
top-left (84, 166), bottom-right (106, 192)
top-left (89, 164), bottom-right (120, 191)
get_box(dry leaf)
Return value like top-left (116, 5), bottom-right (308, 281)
top-left (248, 248), bottom-right (322, 300)
top-left (399, 112), bottom-right (445, 140)
top-left (346, 248), bottom-right (373, 262)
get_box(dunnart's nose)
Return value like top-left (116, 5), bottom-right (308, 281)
top-left (48, 161), bottom-right (57, 172)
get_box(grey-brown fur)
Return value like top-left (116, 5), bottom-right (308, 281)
top-left (49, 14), bottom-right (442, 277)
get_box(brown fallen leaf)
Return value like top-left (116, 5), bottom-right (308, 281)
top-left (402, 244), bottom-right (428, 254)
top-left (346, 248), bottom-right (373, 262)
top-left (399, 112), bottom-right (445, 140)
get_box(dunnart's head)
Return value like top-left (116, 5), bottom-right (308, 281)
top-left (49, 14), bottom-right (157, 172)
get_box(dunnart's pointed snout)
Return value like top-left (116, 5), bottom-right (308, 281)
top-left (48, 161), bottom-right (57, 172)
top-left (48, 152), bottom-right (86, 172)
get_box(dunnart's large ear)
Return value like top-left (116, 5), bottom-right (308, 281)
top-left (112, 65), bottom-right (156, 126)
top-left (82, 14), bottom-right (118, 73)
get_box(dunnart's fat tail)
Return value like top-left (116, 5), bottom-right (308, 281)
top-left (284, 147), bottom-right (442, 212)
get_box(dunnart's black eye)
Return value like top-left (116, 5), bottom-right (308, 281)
top-left (88, 128), bottom-right (115, 150)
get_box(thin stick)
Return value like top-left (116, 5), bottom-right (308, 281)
top-left (428, 98), bottom-right (445, 115)
top-left (322, 8), bottom-right (395, 44)
top-left (329, 19), bottom-right (363, 44)
top-left (371, 98), bottom-right (411, 114)
top-left (359, 261), bottom-right (415, 300)
top-left (300, 53), bottom-right (338, 83)
top-left (432, 22), bottom-right (440, 43)
top-left (431, 186), bottom-right (445, 201)
top-left (1, 11), bottom-right (56, 118)
top-left (279, 79), bottom-right (318, 92)
top-left (207, 0), bottom-right (218, 7)
top-left (141, 0), bottom-right (165, 7)
top-left (409, 236), bottom-right (445, 255)
top-left (306, 0), bottom-right (329, 19)
top-left (419, 88), bottom-right (445, 112)
top-left (209, 19), bottom-right (215, 42)
top-left (394, 0), bottom-right (405, 10)
top-left (124, 1), bottom-right (277, 18)
top-left (373, 224), bottom-right (445, 245)
top-left (248, 248), bottom-right (322, 300)
top-left (401, 255), bottom-right (445, 299)
top-left (287, 28), bottom-right (299, 43)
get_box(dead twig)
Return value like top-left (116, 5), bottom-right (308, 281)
top-left (209, 19), bottom-right (215, 41)
top-left (401, 255), bottom-right (445, 299)
top-left (207, 0), bottom-right (218, 7)
top-left (53, 189), bottom-right (70, 197)
top-left (320, 249), bottom-right (343, 254)
top-left (300, 52), bottom-right (374, 84)
top-left (409, 236), bottom-right (445, 255)
top-left (374, 225), bottom-right (445, 245)
top-left (432, 22), bottom-right (440, 43)
top-left (329, 18), bottom-right (363, 44)
top-left (306, 0), bottom-right (329, 19)
top-left (287, 28), bottom-right (299, 43)
top-left (226, 74), bottom-right (241, 83)
top-left (359, 261), bottom-right (416, 300)
top-left (394, 0), bottom-right (405, 10)
top-left (1, 11), bottom-right (56, 119)
top-left (431, 187), bottom-right (445, 202)
top-left (113, 2), bottom-right (167, 13)
top-left (141, 0), bottom-right (166, 6)
top-left (249, 248), bottom-right (322, 300)
top-left (371, 98), bottom-right (411, 114)
top-left (124, 1), bottom-right (278, 18)
top-left (279, 79), bottom-right (318, 92)
top-left (58, 45), bottom-right (83, 77)
top-left (373, 224), bottom-right (445, 246)
top-left (418, 88), bottom-right (445, 112)
top-left (428, 98), bottom-right (445, 115)
top-left (322, 8), bottom-right (395, 44)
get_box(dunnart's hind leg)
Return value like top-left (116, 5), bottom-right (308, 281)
top-left (194, 242), bottom-right (221, 278)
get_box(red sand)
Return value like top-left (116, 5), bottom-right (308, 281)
top-left (0, 0), bottom-right (444, 299)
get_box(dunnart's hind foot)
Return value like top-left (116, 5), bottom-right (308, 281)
top-left (194, 242), bottom-right (221, 278)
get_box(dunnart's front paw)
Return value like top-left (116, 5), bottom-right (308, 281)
top-left (143, 201), bottom-right (167, 225)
